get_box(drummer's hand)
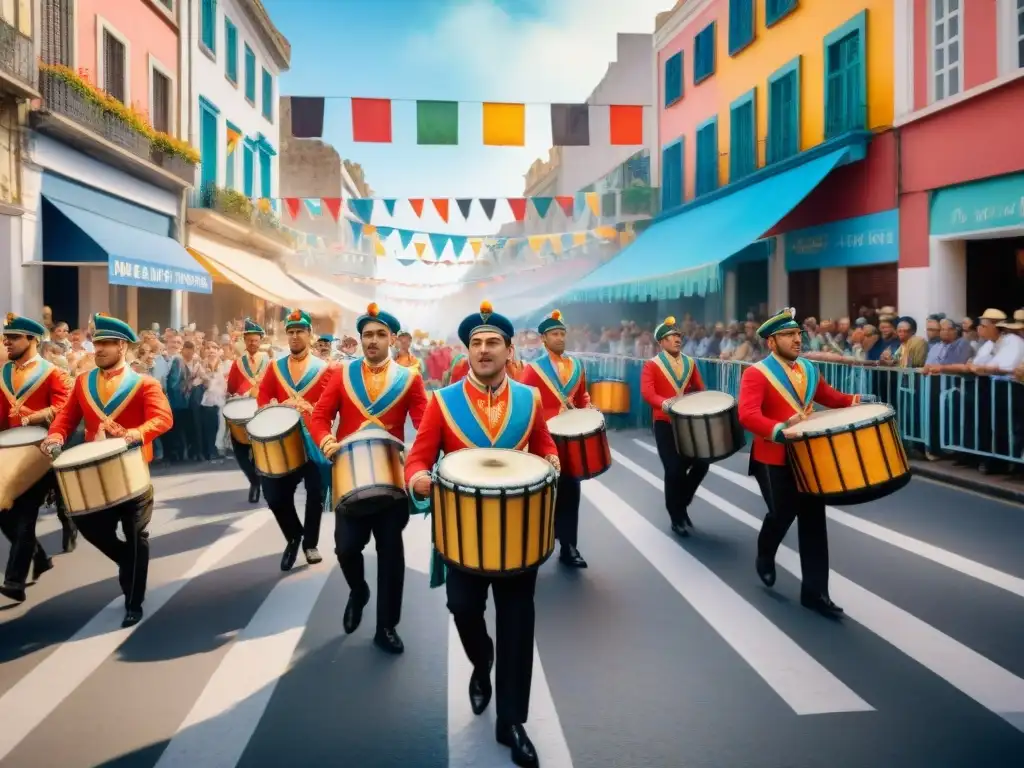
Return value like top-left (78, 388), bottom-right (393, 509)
top-left (123, 429), bottom-right (143, 446)
top-left (40, 436), bottom-right (63, 458)
top-left (858, 394), bottom-right (879, 404)
top-left (661, 398), bottom-right (675, 413)
top-left (322, 439), bottom-right (341, 460)
top-left (104, 421), bottom-right (126, 438)
top-left (546, 454), bottom-right (561, 474)
top-left (781, 412), bottom-right (806, 438)
top-left (21, 409), bottom-right (44, 426)
top-left (412, 475), bottom-right (432, 498)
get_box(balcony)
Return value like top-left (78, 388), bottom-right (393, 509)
top-left (30, 68), bottom-right (198, 192)
top-left (0, 16), bottom-right (37, 98)
top-left (187, 184), bottom-right (297, 257)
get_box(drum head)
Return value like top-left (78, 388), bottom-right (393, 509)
top-left (0, 425), bottom-right (48, 448)
top-left (594, 378), bottom-right (626, 385)
top-left (52, 438), bottom-right (128, 468)
top-left (338, 427), bottom-right (404, 449)
top-left (547, 408), bottom-right (605, 436)
top-left (246, 405), bottom-right (300, 439)
top-left (670, 391), bottom-right (735, 417)
top-left (786, 403), bottom-right (893, 436)
top-left (438, 448), bottom-right (552, 489)
top-left (223, 397), bottom-right (258, 420)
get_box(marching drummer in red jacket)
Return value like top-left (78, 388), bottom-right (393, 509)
top-left (42, 313), bottom-right (173, 628)
top-left (310, 303), bottom-right (427, 656)
top-left (639, 316), bottom-right (709, 538)
top-left (225, 318), bottom-right (269, 504)
top-left (737, 308), bottom-right (872, 618)
top-left (518, 309), bottom-right (590, 568)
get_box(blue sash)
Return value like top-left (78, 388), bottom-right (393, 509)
top-left (653, 351), bottom-right (693, 392)
top-left (343, 360), bottom-right (414, 429)
top-left (83, 367), bottom-right (143, 421)
top-left (529, 354), bottom-right (582, 406)
top-left (239, 353), bottom-right (268, 384)
top-left (753, 354), bottom-right (819, 415)
top-left (0, 357), bottom-right (53, 407)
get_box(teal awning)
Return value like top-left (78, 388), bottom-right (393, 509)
top-left (562, 146), bottom-right (854, 303)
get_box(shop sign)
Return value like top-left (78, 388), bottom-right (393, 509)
top-left (930, 172), bottom-right (1024, 237)
top-left (109, 257), bottom-right (213, 293)
top-left (784, 209), bottom-right (899, 271)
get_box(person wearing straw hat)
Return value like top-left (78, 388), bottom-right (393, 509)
top-left (225, 318), bottom-right (269, 503)
top-left (41, 313), bottom-right (173, 628)
top-left (640, 315), bottom-right (710, 538)
top-left (737, 308), bottom-right (873, 619)
top-left (405, 300), bottom-right (559, 768)
top-left (0, 313), bottom-right (73, 604)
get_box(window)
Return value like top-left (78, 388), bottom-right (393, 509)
top-left (729, 0), bottom-right (754, 55)
top-left (694, 23), bottom-right (716, 83)
top-left (244, 44), bottom-right (256, 103)
top-left (224, 17), bottom-right (238, 84)
top-left (1018, 0), bottom-right (1024, 68)
top-left (729, 90), bottom-right (756, 181)
top-left (262, 69), bottom-right (274, 122)
top-left (150, 64), bottom-right (172, 134)
top-left (258, 146), bottom-right (272, 198)
top-left (101, 27), bottom-right (127, 103)
top-left (661, 139), bottom-right (684, 210)
top-left (664, 52), bottom-right (683, 106)
top-left (201, 0), bottom-right (216, 53)
top-left (41, 0), bottom-right (74, 66)
top-left (823, 11), bottom-right (866, 139)
top-left (767, 57), bottom-right (800, 163)
top-left (243, 140), bottom-right (255, 197)
top-left (198, 97), bottom-right (219, 191)
top-left (766, 0), bottom-right (798, 27)
top-left (695, 117), bottom-right (718, 196)
top-left (932, 0), bottom-right (962, 100)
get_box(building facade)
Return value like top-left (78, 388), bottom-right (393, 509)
top-left (893, 0), bottom-right (1024, 322)
top-left (651, 0), bottom-right (897, 323)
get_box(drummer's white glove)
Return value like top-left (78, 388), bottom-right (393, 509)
top-left (661, 397), bottom-right (676, 414)
top-left (321, 438), bottom-right (341, 460)
top-left (123, 429), bottom-right (144, 447)
top-left (858, 394), bottom-right (879, 404)
top-left (410, 471), bottom-right (432, 499)
top-left (40, 435), bottom-right (63, 458)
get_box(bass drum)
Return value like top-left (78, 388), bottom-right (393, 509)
top-left (0, 426), bottom-right (51, 510)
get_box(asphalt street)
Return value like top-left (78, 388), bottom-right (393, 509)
top-left (1, 429), bottom-right (1023, 768)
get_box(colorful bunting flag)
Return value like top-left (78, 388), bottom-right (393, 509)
top-left (609, 105), bottom-right (644, 145)
top-left (290, 96), bottom-right (325, 139)
top-left (428, 233), bottom-right (448, 259)
top-left (416, 100), bottom-right (459, 145)
top-left (469, 238), bottom-right (482, 256)
top-left (479, 199), bottom-right (496, 220)
top-left (431, 198), bottom-right (449, 222)
top-left (507, 198), bottom-right (527, 222)
top-left (449, 235), bottom-right (467, 257)
top-left (456, 198), bottom-right (473, 219)
top-left (414, 242), bottom-right (427, 258)
top-left (398, 229), bottom-right (414, 249)
top-left (283, 198), bottom-right (301, 220)
top-left (408, 199), bottom-right (425, 217)
top-left (555, 196), bottom-right (574, 217)
top-left (322, 197), bottom-right (342, 221)
top-left (550, 103), bottom-right (590, 146)
top-left (349, 198), bottom-right (374, 222)
top-left (531, 197), bottom-right (553, 218)
top-left (382, 199), bottom-right (397, 216)
top-left (482, 102), bottom-right (526, 146)
top-left (351, 98), bottom-right (392, 143)
top-left (584, 192), bottom-right (600, 217)
top-left (374, 238), bottom-right (386, 256)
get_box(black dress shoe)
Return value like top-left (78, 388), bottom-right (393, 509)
top-left (683, 512), bottom-right (695, 528)
top-left (122, 608), bottom-right (144, 628)
top-left (373, 628), bottom-right (405, 654)
top-left (671, 521), bottom-right (689, 537)
top-left (343, 583), bottom-right (370, 634)
top-left (280, 538), bottom-right (301, 571)
top-left (469, 638), bottom-right (494, 715)
top-left (0, 584), bottom-right (26, 603)
top-left (248, 485), bottom-right (261, 504)
top-left (558, 546), bottom-right (588, 568)
top-left (33, 556), bottom-right (54, 581)
top-left (801, 592), bottom-right (844, 618)
top-left (304, 547), bottom-right (323, 565)
top-left (496, 722), bottom-right (539, 768)
top-left (755, 556), bottom-right (777, 588)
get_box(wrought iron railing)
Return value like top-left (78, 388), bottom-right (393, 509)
top-left (189, 183), bottom-right (296, 247)
top-left (0, 16), bottom-right (36, 91)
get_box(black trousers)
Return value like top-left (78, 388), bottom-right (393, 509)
top-left (554, 474), bottom-right (580, 548)
top-left (334, 498), bottom-right (410, 630)
top-left (751, 460), bottom-right (829, 596)
top-left (653, 421), bottom-right (710, 524)
top-left (74, 486), bottom-right (154, 611)
top-left (447, 567), bottom-right (538, 725)
top-left (231, 437), bottom-right (260, 489)
top-left (199, 405), bottom-right (221, 460)
top-left (1, 473), bottom-right (52, 588)
top-left (261, 461), bottom-right (324, 547)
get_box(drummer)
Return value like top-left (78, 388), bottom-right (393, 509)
top-left (737, 308), bottom-right (874, 618)
top-left (314, 334), bottom-right (335, 361)
top-left (40, 313), bottom-right (172, 628)
top-left (311, 303), bottom-right (428, 655)
top-left (256, 309), bottom-right (330, 571)
top-left (518, 309), bottom-right (589, 568)
top-left (0, 313), bottom-right (71, 603)
top-left (225, 318), bottom-right (269, 503)
top-left (406, 300), bottom-right (559, 768)
top-left (639, 316), bottom-right (709, 537)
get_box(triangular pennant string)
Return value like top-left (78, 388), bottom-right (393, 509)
top-left (456, 199), bottom-right (473, 219)
top-left (531, 197), bottom-right (554, 218)
top-left (449, 235), bottom-right (467, 258)
top-left (584, 192), bottom-right (600, 217)
top-left (555, 196), bottom-right (574, 218)
top-left (479, 199), bottom-right (496, 220)
top-left (396, 258), bottom-right (416, 267)
top-left (303, 199), bottom-right (322, 217)
top-left (283, 198), bottom-right (302, 220)
top-left (408, 199), bottom-right (425, 217)
top-left (428, 233), bottom-right (449, 259)
top-left (431, 198), bottom-right (449, 222)
top-left (383, 199), bottom-right (397, 216)
top-left (414, 242), bottom-right (427, 259)
top-left (507, 198), bottom-right (527, 222)
top-left (348, 219), bottom-right (364, 243)
top-left (469, 238), bottom-right (482, 257)
top-left (322, 197), bottom-right (342, 221)
top-left (376, 225), bottom-right (394, 240)
top-left (398, 229), bottom-right (414, 249)
top-left (348, 198), bottom-right (374, 222)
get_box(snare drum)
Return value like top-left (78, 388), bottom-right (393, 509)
top-left (547, 408), bottom-right (611, 480)
top-left (223, 397), bottom-right (258, 445)
top-left (0, 426), bottom-right (51, 510)
top-left (432, 448), bottom-right (557, 576)
top-left (588, 379), bottom-right (630, 415)
top-left (52, 439), bottom-right (150, 516)
top-left (669, 391), bottom-right (745, 462)
top-left (246, 405), bottom-right (307, 477)
top-left (785, 403), bottom-right (911, 505)
top-left (331, 428), bottom-right (406, 514)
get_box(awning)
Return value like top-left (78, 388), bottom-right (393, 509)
top-left (187, 233), bottom-right (336, 315)
top-left (44, 198), bottom-right (212, 294)
top-left (562, 146), bottom-right (854, 303)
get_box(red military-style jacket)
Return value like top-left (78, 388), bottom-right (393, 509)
top-left (405, 375), bottom-right (558, 493)
top-left (738, 354), bottom-right (860, 466)
top-left (309, 358), bottom-right (428, 448)
top-left (226, 352), bottom-right (270, 398)
top-left (0, 356), bottom-right (72, 431)
top-left (640, 352), bottom-right (705, 424)
top-left (256, 352), bottom-right (332, 433)
top-left (49, 365), bottom-right (173, 463)
top-left (518, 353), bottom-right (590, 421)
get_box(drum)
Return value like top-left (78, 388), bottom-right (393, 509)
top-left (223, 397), bottom-right (258, 445)
top-left (331, 428), bottom-right (406, 514)
top-left (52, 438), bottom-right (150, 516)
top-left (784, 403), bottom-right (911, 505)
top-left (0, 426), bottom-right (51, 510)
top-left (546, 408), bottom-right (611, 480)
top-left (246, 405), bottom-right (307, 478)
top-left (669, 391), bottom-right (745, 462)
top-left (588, 379), bottom-right (630, 414)
top-left (432, 448), bottom-right (557, 576)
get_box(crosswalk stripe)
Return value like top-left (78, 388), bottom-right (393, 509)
top-left (0, 510), bottom-right (273, 762)
top-left (630, 439), bottom-right (1024, 600)
top-left (612, 448), bottom-right (1024, 734)
top-left (154, 516), bottom-right (337, 768)
top-left (583, 479), bottom-right (872, 715)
